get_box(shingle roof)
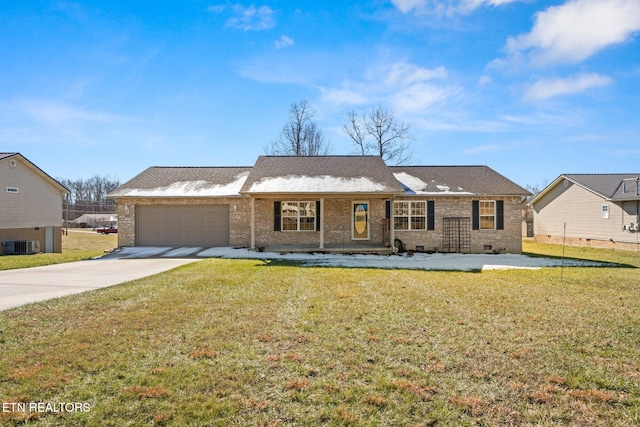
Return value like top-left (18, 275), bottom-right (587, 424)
top-left (109, 157), bottom-right (531, 198)
top-left (240, 156), bottom-right (406, 194)
top-left (390, 166), bottom-right (531, 196)
top-left (107, 167), bottom-right (252, 197)
top-left (563, 174), bottom-right (640, 201)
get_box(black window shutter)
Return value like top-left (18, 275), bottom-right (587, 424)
top-left (472, 200), bottom-right (479, 230)
top-left (427, 201), bottom-right (435, 230)
top-left (385, 200), bottom-right (391, 219)
top-left (496, 200), bottom-right (504, 230)
top-left (274, 201), bottom-right (281, 231)
top-left (316, 200), bottom-right (321, 231)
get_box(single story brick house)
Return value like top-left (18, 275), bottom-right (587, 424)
top-left (530, 174), bottom-right (640, 250)
top-left (108, 156), bottom-right (530, 254)
top-left (0, 152), bottom-right (69, 254)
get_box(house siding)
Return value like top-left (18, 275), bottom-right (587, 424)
top-left (0, 158), bottom-right (64, 230)
top-left (0, 227), bottom-right (63, 254)
top-left (533, 180), bottom-right (640, 249)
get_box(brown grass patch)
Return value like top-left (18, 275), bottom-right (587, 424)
top-left (10, 363), bottom-right (42, 380)
top-left (449, 396), bottom-right (488, 417)
top-left (189, 350), bottom-right (219, 359)
top-left (365, 395), bottom-right (386, 406)
top-left (125, 385), bottom-right (170, 399)
top-left (285, 378), bottom-right (311, 390)
top-left (284, 353), bottom-right (304, 362)
top-left (393, 380), bottom-right (437, 401)
top-left (568, 389), bottom-right (621, 403)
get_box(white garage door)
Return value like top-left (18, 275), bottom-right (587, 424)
top-left (136, 205), bottom-right (229, 246)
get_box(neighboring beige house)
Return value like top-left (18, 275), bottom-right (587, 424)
top-left (108, 156), bottom-right (530, 254)
top-left (0, 153), bottom-right (69, 254)
top-left (530, 174), bottom-right (640, 250)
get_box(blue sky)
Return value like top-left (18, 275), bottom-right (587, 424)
top-left (1, 0), bottom-right (639, 189)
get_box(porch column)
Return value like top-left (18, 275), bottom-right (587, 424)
top-left (250, 197), bottom-right (255, 250)
top-left (319, 198), bottom-right (325, 249)
top-left (389, 197), bottom-right (395, 253)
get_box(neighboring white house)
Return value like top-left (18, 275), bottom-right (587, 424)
top-left (530, 174), bottom-right (640, 251)
top-left (73, 213), bottom-right (118, 228)
top-left (0, 153), bottom-right (69, 254)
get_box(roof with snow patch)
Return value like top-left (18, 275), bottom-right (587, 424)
top-left (108, 167), bottom-right (252, 197)
top-left (391, 166), bottom-right (530, 196)
top-left (240, 156), bottom-right (405, 195)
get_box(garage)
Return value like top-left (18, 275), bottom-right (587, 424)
top-left (136, 205), bottom-right (229, 246)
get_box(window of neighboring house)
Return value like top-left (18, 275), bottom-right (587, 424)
top-left (602, 204), bottom-right (610, 219)
top-left (479, 200), bottom-right (496, 230)
top-left (393, 201), bottom-right (427, 230)
top-left (282, 201), bottom-right (316, 231)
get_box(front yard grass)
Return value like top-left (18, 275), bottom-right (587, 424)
top-left (0, 230), bottom-right (117, 271)
top-left (1, 244), bottom-right (639, 425)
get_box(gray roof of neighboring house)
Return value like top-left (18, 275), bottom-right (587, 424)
top-left (391, 166), bottom-right (531, 196)
top-left (108, 166), bottom-right (253, 198)
top-left (562, 174), bottom-right (640, 201)
top-left (240, 156), bottom-right (406, 195)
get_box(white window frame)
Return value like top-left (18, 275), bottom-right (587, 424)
top-left (479, 200), bottom-right (496, 230)
top-left (281, 201), bottom-right (316, 232)
top-left (393, 201), bottom-right (427, 231)
top-left (601, 204), bottom-right (610, 219)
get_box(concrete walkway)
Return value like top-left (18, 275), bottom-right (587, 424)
top-left (0, 258), bottom-right (198, 311)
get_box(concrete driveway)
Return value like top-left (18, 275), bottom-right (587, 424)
top-left (0, 258), bottom-right (199, 312)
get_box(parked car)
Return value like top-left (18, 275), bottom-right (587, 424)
top-left (96, 226), bottom-right (118, 234)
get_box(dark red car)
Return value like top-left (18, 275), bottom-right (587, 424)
top-left (96, 226), bottom-right (118, 234)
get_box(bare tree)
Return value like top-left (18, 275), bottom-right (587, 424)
top-left (59, 175), bottom-right (121, 220)
top-left (265, 100), bottom-right (331, 156)
top-left (343, 105), bottom-right (414, 165)
top-left (343, 110), bottom-right (367, 156)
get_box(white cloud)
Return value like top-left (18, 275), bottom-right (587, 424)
top-left (523, 73), bottom-right (613, 100)
top-left (391, 0), bottom-right (426, 13)
top-left (391, 0), bottom-right (522, 16)
top-left (274, 35), bottom-right (294, 49)
top-left (507, 0), bottom-right (640, 66)
top-left (9, 98), bottom-right (126, 124)
top-left (320, 88), bottom-right (370, 105)
top-left (225, 5), bottom-right (275, 31)
top-left (386, 63), bottom-right (447, 85)
top-left (392, 83), bottom-right (463, 113)
top-left (320, 61), bottom-right (460, 113)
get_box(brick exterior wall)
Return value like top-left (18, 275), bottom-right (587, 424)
top-left (393, 196), bottom-right (523, 254)
top-left (115, 197), bottom-right (251, 247)
top-left (253, 198), bottom-right (388, 248)
top-left (115, 195), bottom-right (524, 254)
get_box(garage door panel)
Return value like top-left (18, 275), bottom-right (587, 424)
top-left (137, 205), bottom-right (229, 246)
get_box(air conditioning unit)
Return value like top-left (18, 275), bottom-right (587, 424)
top-left (2, 240), bottom-right (40, 255)
top-left (629, 223), bottom-right (637, 232)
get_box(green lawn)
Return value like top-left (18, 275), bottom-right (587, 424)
top-left (0, 244), bottom-right (638, 425)
top-left (0, 230), bottom-right (117, 271)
